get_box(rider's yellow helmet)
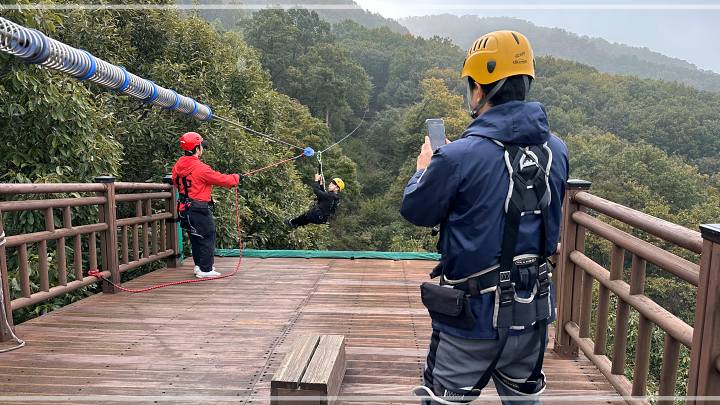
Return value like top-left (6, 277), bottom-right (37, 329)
top-left (331, 178), bottom-right (345, 191)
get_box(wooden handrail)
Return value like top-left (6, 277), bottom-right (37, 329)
top-left (570, 251), bottom-right (693, 346)
top-left (0, 177), bottom-right (180, 342)
top-left (0, 196), bottom-right (106, 212)
top-left (0, 183), bottom-right (105, 194)
top-left (574, 191), bottom-right (703, 254)
top-left (115, 182), bottom-right (171, 191)
top-left (117, 212), bottom-right (172, 227)
top-left (572, 211), bottom-right (699, 285)
top-left (4, 223), bottom-right (108, 247)
top-left (557, 180), bottom-right (720, 402)
top-left (116, 192), bottom-right (172, 202)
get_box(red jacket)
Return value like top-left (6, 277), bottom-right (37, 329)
top-left (171, 156), bottom-right (239, 208)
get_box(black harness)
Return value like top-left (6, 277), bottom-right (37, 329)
top-left (174, 175), bottom-right (192, 212)
top-left (465, 140), bottom-right (553, 396)
top-left (421, 141), bottom-right (554, 401)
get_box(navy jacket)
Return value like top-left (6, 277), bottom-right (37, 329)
top-left (401, 101), bottom-right (569, 339)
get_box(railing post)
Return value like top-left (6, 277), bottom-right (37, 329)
top-left (0, 212), bottom-right (15, 342)
top-left (554, 179), bottom-right (592, 357)
top-left (163, 175), bottom-right (178, 268)
top-left (687, 224), bottom-right (720, 402)
top-left (95, 176), bottom-right (120, 294)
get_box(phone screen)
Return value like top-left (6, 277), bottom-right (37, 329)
top-left (426, 118), bottom-right (446, 151)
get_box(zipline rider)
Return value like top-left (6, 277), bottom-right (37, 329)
top-left (172, 132), bottom-right (240, 278)
top-left (286, 174), bottom-right (345, 228)
top-left (402, 31), bottom-right (569, 404)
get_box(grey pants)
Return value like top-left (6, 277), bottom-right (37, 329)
top-left (423, 326), bottom-right (546, 405)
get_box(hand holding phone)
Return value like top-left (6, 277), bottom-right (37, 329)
top-left (426, 118), bottom-right (446, 152)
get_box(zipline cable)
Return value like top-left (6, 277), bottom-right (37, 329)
top-left (212, 114), bottom-right (308, 153)
top-left (317, 110), bottom-right (368, 154)
top-left (0, 16), bottom-right (314, 155)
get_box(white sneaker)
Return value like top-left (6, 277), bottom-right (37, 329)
top-left (194, 266), bottom-right (216, 275)
top-left (195, 269), bottom-right (221, 278)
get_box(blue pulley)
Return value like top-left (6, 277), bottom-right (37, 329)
top-left (303, 147), bottom-right (315, 157)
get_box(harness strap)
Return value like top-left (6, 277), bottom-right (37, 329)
top-left (469, 200), bottom-right (521, 392)
top-left (468, 141), bottom-right (551, 394)
top-left (470, 326), bottom-right (510, 393)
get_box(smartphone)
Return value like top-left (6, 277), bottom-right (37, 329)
top-left (426, 118), bottom-right (446, 152)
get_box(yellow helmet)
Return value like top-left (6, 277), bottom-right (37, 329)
top-left (461, 30), bottom-right (535, 85)
top-left (331, 178), bottom-right (345, 191)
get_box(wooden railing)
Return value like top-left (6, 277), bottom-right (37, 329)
top-left (555, 180), bottom-right (720, 403)
top-left (0, 176), bottom-right (178, 341)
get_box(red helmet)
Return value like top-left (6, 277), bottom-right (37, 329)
top-left (179, 132), bottom-right (207, 151)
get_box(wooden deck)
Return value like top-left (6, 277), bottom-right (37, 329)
top-left (0, 257), bottom-right (622, 403)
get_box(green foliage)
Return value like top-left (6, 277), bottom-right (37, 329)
top-left (241, 9), bottom-right (333, 92)
top-left (185, 0), bottom-right (407, 34)
top-left (533, 57), bottom-right (720, 174)
top-left (565, 129), bottom-right (718, 212)
top-left (333, 20), bottom-right (464, 109)
top-left (286, 43), bottom-right (371, 131)
top-left (0, 11), bottom-right (122, 184)
top-left (331, 78), bottom-right (467, 251)
top-left (241, 10), bottom-right (370, 132)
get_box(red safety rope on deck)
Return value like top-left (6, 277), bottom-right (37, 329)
top-left (88, 154), bottom-right (304, 293)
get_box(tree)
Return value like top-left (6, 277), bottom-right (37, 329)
top-left (286, 43), bottom-right (371, 132)
top-left (241, 9), bottom-right (333, 93)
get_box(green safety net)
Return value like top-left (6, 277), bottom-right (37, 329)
top-left (215, 249), bottom-right (440, 261)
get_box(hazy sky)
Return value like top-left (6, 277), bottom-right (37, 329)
top-left (354, 0), bottom-right (720, 73)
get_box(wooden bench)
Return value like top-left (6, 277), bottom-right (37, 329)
top-left (271, 335), bottom-right (346, 405)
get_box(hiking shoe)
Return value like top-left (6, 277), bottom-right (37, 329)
top-left (196, 269), bottom-right (221, 278)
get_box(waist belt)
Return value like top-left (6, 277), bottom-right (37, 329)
top-left (186, 200), bottom-right (210, 209)
top-left (443, 256), bottom-right (551, 298)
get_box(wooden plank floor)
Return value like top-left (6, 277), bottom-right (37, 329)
top-left (0, 257), bottom-right (623, 404)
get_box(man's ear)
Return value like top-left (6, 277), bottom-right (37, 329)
top-left (475, 83), bottom-right (485, 103)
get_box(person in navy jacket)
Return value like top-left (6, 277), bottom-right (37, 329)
top-left (402, 31), bottom-right (569, 404)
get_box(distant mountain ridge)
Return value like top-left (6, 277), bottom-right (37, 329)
top-left (177, 0), bottom-right (407, 33)
top-left (400, 15), bottom-right (720, 93)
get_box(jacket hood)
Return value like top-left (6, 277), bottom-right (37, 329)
top-left (462, 101), bottom-right (550, 145)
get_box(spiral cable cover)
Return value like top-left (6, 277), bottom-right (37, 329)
top-left (0, 16), bottom-right (213, 121)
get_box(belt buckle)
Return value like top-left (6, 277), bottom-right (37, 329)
top-left (498, 271), bottom-right (514, 306)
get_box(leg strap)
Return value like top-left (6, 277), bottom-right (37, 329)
top-left (493, 320), bottom-right (548, 396)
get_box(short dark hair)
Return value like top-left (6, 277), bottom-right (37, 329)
top-left (184, 146), bottom-right (200, 156)
top-left (471, 74), bottom-right (532, 106)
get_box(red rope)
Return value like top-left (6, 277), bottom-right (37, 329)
top-left (87, 153), bottom-right (304, 293)
top-left (242, 153), bottom-right (304, 177)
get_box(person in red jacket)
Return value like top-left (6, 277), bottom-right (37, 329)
top-left (172, 132), bottom-right (240, 278)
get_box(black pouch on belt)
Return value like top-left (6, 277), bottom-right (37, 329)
top-left (420, 282), bottom-right (476, 330)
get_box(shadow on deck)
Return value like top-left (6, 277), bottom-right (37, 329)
top-left (0, 257), bottom-right (621, 404)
